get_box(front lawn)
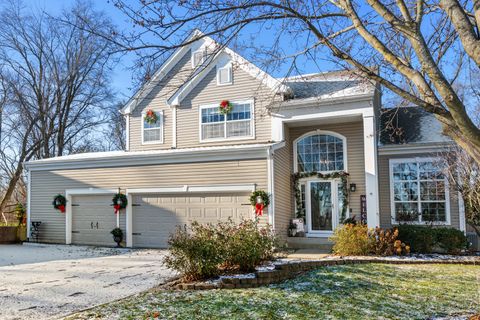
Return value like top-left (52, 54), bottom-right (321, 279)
top-left (68, 263), bottom-right (480, 320)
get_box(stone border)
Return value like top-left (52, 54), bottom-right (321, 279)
top-left (174, 257), bottom-right (479, 290)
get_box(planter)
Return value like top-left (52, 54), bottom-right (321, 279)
top-left (0, 227), bottom-right (19, 244)
top-left (113, 235), bottom-right (122, 247)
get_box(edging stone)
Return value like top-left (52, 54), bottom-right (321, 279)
top-left (174, 257), bottom-right (479, 291)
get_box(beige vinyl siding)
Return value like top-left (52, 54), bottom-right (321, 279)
top-left (30, 159), bottom-right (268, 244)
top-left (378, 153), bottom-right (460, 229)
top-left (129, 50), bottom-right (193, 151)
top-left (273, 124), bottom-right (293, 240)
top-left (178, 65), bottom-right (277, 148)
top-left (288, 121), bottom-right (366, 219)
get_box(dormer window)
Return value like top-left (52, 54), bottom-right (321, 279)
top-left (192, 48), bottom-right (207, 68)
top-left (217, 64), bottom-right (232, 85)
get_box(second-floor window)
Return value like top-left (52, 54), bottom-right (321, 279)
top-left (200, 101), bottom-right (253, 141)
top-left (142, 110), bottom-right (163, 144)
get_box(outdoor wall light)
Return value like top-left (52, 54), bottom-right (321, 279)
top-left (349, 183), bottom-right (357, 192)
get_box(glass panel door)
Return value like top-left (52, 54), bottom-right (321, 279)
top-left (309, 181), bottom-right (333, 231)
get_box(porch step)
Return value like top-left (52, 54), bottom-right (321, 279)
top-left (286, 237), bottom-right (333, 252)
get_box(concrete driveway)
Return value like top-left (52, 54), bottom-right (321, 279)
top-left (0, 243), bottom-right (174, 320)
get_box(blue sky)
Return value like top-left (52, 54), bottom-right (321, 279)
top-left (20, 0), bottom-right (331, 103)
top-left (22, 0), bottom-right (139, 100)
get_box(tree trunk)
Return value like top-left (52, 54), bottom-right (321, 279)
top-left (0, 160), bottom-right (25, 215)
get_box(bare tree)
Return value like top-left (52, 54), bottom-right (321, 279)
top-left (107, 0), bottom-right (480, 163)
top-left (104, 102), bottom-right (127, 151)
top-left (443, 147), bottom-right (480, 236)
top-left (0, 1), bottom-right (118, 214)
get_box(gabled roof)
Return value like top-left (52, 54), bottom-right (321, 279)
top-left (121, 30), bottom-right (204, 114)
top-left (276, 71), bottom-right (376, 107)
top-left (122, 30), bottom-right (290, 113)
top-left (379, 106), bottom-right (452, 145)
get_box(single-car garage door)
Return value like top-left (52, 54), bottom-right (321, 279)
top-left (132, 193), bottom-right (251, 248)
top-left (72, 195), bottom-right (126, 246)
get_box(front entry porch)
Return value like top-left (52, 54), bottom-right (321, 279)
top-left (271, 99), bottom-right (381, 246)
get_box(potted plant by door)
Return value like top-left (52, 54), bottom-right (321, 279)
top-left (110, 228), bottom-right (123, 247)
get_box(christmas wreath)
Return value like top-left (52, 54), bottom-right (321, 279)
top-left (249, 190), bottom-right (270, 216)
top-left (112, 193), bottom-right (128, 214)
top-left (52, 194), bottom-right (67, 213)
top-left (219, 100), bottom-right (233, 115)
top-left (144, 109), bottom-right (158, 125)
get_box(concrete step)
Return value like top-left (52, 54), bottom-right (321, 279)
top-left (286, 237), bottom-right (333, 252)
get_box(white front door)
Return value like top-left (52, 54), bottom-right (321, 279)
top-left (306, 180), bottom-right (340, 236)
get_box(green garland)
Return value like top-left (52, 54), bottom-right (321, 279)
top-left (292, 171), bottom-right (349, 221)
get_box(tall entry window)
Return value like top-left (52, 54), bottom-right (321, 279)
top-left (295, 132), bottom-right (346, 173)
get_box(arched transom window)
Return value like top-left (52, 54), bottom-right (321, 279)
top-left (295, 132), bottom-right (345, 172)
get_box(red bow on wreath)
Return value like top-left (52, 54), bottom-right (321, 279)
top-left (58, 205), bottom-right (66, 213)
top-left (255, 203), bottom-right (264, 216)
top-left (113, 204), bottom-right (121, 214)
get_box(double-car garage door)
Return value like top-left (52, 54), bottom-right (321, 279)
top-left (71, 193), bottom-right (250, 248)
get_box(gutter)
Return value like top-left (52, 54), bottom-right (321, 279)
top-left (274, 91), bottom-right (375, 110)
top-left (25, 143), bottom-right (280, 171)
top-left (378, 142), bottom-right (454, 155)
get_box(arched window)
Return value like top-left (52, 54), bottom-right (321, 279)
top-left (295, 131), bottom-right (346, 173)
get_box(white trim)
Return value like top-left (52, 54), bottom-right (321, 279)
top-left (271, 104), bottom-right (372, 142)
top-left (26, 170), bottom-right (31, 239)
top-left (125, 114), bottom-right (130, 151)
top-left (198, 99), bottom-right (255, 143)
top-left (25, 143), bottom-right (275, 171)
top-left (388, 157), bottom-right (451, 226)
top-left (127, 184), bottom-right (255, 194)
top-left (172, 106), bottom-right (177, 148)
top-left (458, 191), bottom-right (466, 233)
top-left (293, 130), bottom-right (348, 174)
top-left (191, 47), bottom-right (207, 68)
top-left (126, 194), bottom-right (133, 247)
top-left (167, 35), bottom-right (289, 106)
top-left (64, 188), bottom-right (118, 245)
top-left (216, 63), bottom-right (233, 86)
top-left (267, 147), bottom-right (274, 227)
top-left (305, 179), bottom-right (340, 237)
top-left (141, 110), bottom-right (164, 145)
top-left (363, 115), bottom-right (380, 228)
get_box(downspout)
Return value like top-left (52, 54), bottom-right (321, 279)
top-left (26, 169), bottom-right (31, 239)
top-left (125, 114), bottom-right (130, 151)
top-left (267, 146), bottom-right (275, 229)
top-left (172, 105), bottom-right (177, 148)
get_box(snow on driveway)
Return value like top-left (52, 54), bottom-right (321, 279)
top-left (0, 244), bottom-right (173, 320)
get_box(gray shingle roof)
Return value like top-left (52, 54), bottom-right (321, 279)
top-left (379, 107), bottom-right (451, 145)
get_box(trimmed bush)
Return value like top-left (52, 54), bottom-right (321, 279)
top-left (397, 225), bottom-right (468, 254)
top-left (165, 222), bottom-right (226, 281)
top-left (223, 219), bottom-right (277, 272)
top-left (331, 224), bottom-right (373, 255)
top-left (331, 224), bottom-right (409, 256)
top-left (396, 224), bottom-right (436, 253)
top-left (165, 219), bottom-right (278, 280)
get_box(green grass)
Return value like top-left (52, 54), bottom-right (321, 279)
top-left (68, 263), bottom-right (480, 320)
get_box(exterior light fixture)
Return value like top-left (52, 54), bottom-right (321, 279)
top-left (350, 183), bottom-right (357, 192)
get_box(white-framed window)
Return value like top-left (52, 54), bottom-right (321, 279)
top-left (217, 64), bottom-right (232, 85)
top-left (294, 131), bottom-right (347, 173)
top-left (192, 48), bottom-right (207, 68)
top-left (199, 100), bottom-right (254, 142)
top-left (141, 110), bottom-right (163, 144)
top-left (390, 158), bottom-right (450, 224)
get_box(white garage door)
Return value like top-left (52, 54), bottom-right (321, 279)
top-left (132, 193), bottom-right (251, 248)
top-left (71, 195), bottom-right (126, 247)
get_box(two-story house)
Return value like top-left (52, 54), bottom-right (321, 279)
top-left (25, 32), bottom-right (466, 248)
